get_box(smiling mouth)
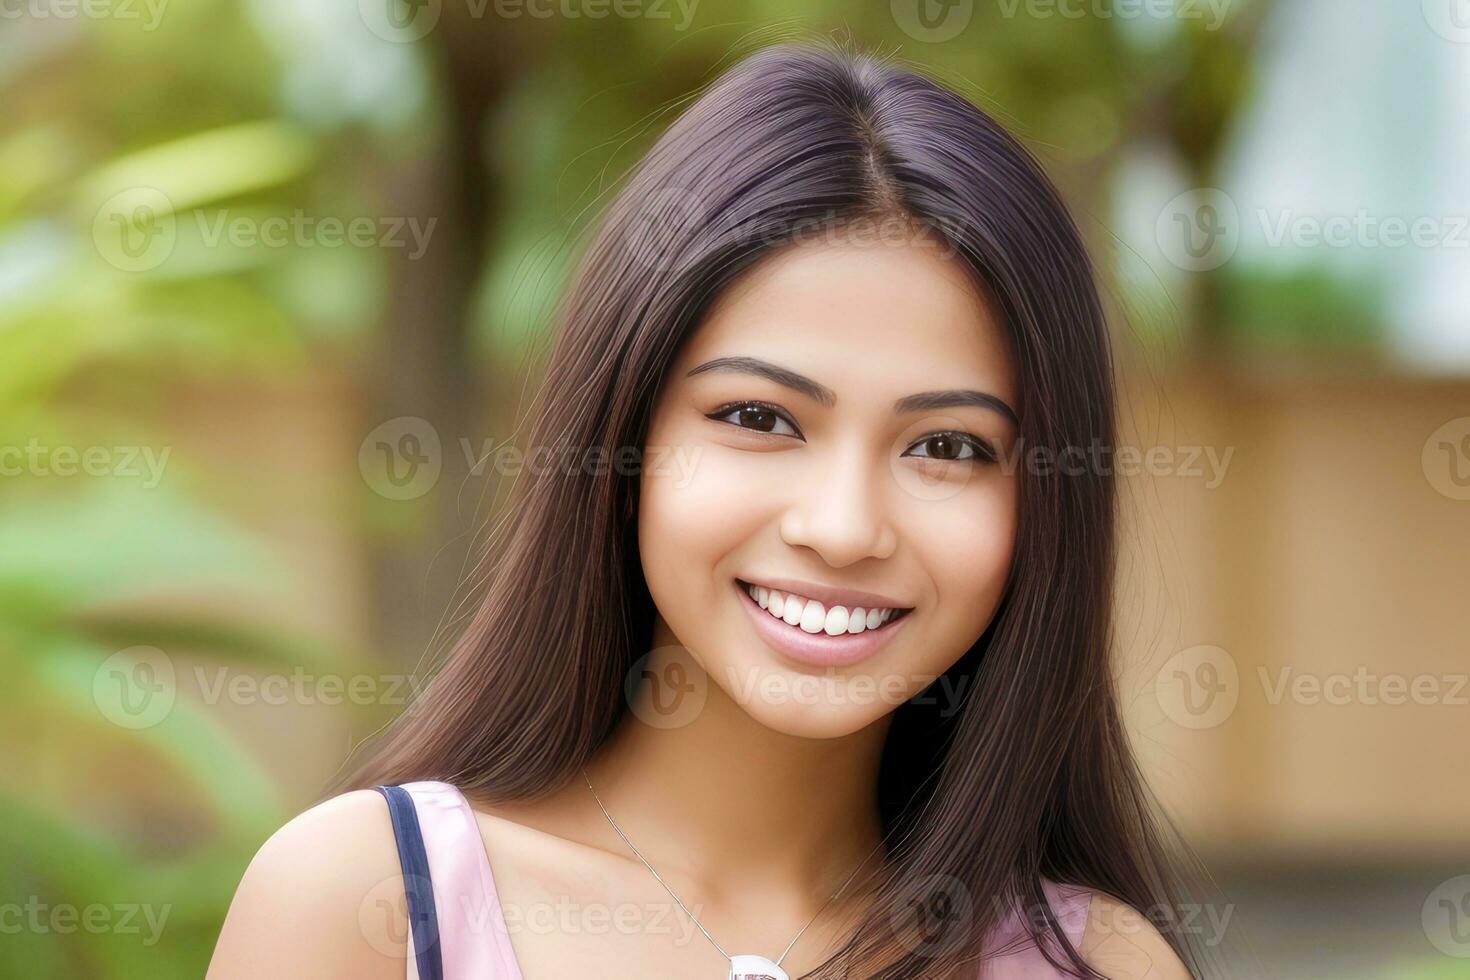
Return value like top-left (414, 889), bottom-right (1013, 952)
top-left (734, 578), bottom-right (914, 637)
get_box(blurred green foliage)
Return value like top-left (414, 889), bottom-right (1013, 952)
top-left (2, 7), bottom-right (412, 974)
top-left (0, 484), bottom-right (306, 976)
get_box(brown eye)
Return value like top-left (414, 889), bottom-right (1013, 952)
top-left (903, 431), bottom-right (996, 464)
top-left (707, 401), bottom-right (802, 439)
top-left (735, 405), bottom-right (779, 432)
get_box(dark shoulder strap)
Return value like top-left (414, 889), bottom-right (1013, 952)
top-left (374, 785), bottom-right (444, 980)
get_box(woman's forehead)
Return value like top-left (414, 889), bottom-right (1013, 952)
top-left (678, 239), bottom-right (1017, 406)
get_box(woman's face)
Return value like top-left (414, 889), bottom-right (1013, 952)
top-left (638, 231), bottom-right (1021, 738)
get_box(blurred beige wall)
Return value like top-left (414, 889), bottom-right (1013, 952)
top-left (1116, 362), bottom-right (1470, 856)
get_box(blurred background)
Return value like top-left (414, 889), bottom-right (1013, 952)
top-left (1, 0), bottom-right (1467, 977)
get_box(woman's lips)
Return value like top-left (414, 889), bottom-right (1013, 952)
top-left (733, 578), bottom-right (913, 668)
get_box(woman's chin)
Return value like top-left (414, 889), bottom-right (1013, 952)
top-left (705, 658), bottom-right (904, 739)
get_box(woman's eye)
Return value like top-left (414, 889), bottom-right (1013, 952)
top-left (903, 431), bottom-right (997, 464)
top-left (707, 402), bottom-right (802, 438)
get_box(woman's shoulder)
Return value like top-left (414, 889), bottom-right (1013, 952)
top-left (984, 879), bottom-right (1189, 979)
top-left (1072, 886), bottom-right (1192, 980)
top-left (206, 789), bottom-right (407, 980)
top-left (987, 878), bottom-right (1093, 951)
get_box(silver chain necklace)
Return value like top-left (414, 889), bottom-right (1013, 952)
top-left (582, 768), bottom-right (882, 980)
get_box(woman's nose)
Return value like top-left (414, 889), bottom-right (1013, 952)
top-left (776, 443), bottom-right (897, 567)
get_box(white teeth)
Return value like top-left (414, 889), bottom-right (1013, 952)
top-left (781, 595), bottom-right (803, 626)
top-left (743, 582), bottom-right (903, 637)
top-left (824, 605), bottom-right (849, 636)
top-left (799, 599), bottom-right (826, 633)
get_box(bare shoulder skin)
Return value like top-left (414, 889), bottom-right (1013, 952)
top-left (1078, 893), bottom-right (1193, 980)
top-left (206, 790), bottom-right (406, 980)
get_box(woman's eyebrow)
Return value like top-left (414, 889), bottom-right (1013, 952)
top-left (686, 355), bottom-right (836, 407)
top-left (685, 355), bottom-right (1018, 426)
top-left (895, 389), bottom-right (1018, 427)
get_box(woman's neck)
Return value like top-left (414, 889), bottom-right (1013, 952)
top-left (585, 621), bottom-right (892, 901)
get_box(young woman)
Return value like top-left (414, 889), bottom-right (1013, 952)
top-left (209, 40), bottom-right (1199, 980)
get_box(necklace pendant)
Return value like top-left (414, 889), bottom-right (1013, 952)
top-left (729, 954), bottom-right (789, 980)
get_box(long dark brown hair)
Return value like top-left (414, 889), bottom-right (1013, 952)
top-left (343, 38), bottom-right (1204, 979)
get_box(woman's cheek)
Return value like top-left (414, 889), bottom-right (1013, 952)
top-left (639, 435), bottom-right (778, 630)
top-left (908, 482), bottom-right (1018, 668)
top-left (644, 437), bottom-right (769, 546)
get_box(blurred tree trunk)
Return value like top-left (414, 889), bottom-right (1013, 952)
top-left (1160, 11), bottom-right (1267, 356)
top-left (365, 27), bottom-right (530, 665)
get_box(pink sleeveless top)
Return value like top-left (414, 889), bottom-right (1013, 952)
top-left (389, 780), bottom-right (1094, 979)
